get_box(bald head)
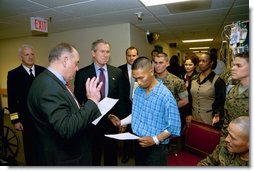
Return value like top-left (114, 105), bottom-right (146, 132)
top-left (48, 43), bottom-right (77, 63)
top-left (230, 116), bottom-right (249, 140)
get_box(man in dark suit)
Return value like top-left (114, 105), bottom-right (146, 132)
top-left (74, 39), bottom-right (128, 166)
top-left (27, 43), bottom-right (102, 165)
top-left (118, 46), bottom-right (139, 163)
top-left (7, 44), bottom-right (45, 165)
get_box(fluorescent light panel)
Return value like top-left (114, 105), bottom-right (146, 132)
top-left (182, 38), bottom-right (213, 43)
top-left (139, 0), bottom-right (191, 6)
top-left (189, 47), bottom-right (210, 50)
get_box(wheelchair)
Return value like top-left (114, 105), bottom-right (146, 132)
top-left (0, 107), bottom-right (19, 165)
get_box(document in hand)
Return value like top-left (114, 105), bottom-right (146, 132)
top-left (92, 97), bottom-right (118, 125)
top-left (105, 132), bottom-right (140, 140)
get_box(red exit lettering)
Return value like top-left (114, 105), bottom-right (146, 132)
top-left (34, 19), bottom-right (47, 31)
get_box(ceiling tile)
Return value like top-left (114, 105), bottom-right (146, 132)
top-left (0, 0), bottom-right (249, 52)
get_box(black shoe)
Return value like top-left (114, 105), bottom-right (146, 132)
top-left (121, 155), bottom-right (129, 163)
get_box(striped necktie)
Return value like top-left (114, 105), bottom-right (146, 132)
top-left (99, 68), bottom-right (105, 99)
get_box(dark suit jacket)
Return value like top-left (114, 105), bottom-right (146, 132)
top-left (27, 69), bottom-right (101, 165)
top-left (7, 64), bottom-right (45, 126)
top-left (74, 63), bottom-right (128, 121)
top-left (118, 64), bottom-right (132, 114)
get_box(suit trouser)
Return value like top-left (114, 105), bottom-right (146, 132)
top-left (22, 124), bottom-right (35, 165)
top-left (122, 125), bottom-right (134, 157)
top-left (135, 142), bottom-right (168, 166)
top-left (91, 117), bottom-right (118, 166)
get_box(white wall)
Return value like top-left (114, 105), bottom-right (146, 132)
top-left (0, 22), bottom-right (157, 108)
top-left (0, 23), bottom-right (143, 164)
top-left (0, 21), bottom-right (187, 165)
top-left (129, 24), bottom-right (154, 59)
top-left (0, 23), bottom-right (132, 89)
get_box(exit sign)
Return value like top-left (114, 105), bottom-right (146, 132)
top-left (31, 17), bottom-right (48, 33)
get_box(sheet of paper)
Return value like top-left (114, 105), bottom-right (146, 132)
top-left (92, 97), bottom-right (118, 125)
top-left (131, 82), bottom-right (139, 99)
top-left (105, 132), bottom-right (140, 140)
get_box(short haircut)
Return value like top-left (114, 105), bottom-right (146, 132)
top-left (210, 48), bottom-right (217, 56)
top-left (132, 56), bottom-right (152, 71)
top-left (151, 49), bottom-right (159, 55)
top-left (231, 116), bottom-right (249, 140)
top-left (201, 52), bottom-right (217, 70)
top-left (170, 55), bottom-right (179, 65)
top-left (126, 46), bottom-right (139, 55)
top-left (235, 51), bottom-right (249, 63)
top-left (48, 43), bottom-right (76, 63)
top-left (18, 44), bottom-right (33, 56)
top-left (155, 52), bottom-right (169, 61)
top-left (91, 39), bottom-right (111, 52)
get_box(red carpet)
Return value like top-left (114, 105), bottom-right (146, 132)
top-left (168, 151), bottom-right (203, 166)
top-left (167, 121), bottom-right (220, 166)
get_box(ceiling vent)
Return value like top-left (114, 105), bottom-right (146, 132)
top-left (166, 0), bottom-right (211, 14)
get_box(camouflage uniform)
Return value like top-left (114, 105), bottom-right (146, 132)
top-left (220, 68), bottom-right (231, 85)
top-left (157, 72), bottom-right (189, 131)
top-left (157, 72), bottom-right (188, 101)
top-left (221, 83), bottom-right (249, 138)
top-left (198, 143), bottom-right (249, 166)
top-left (220, 68), bottom-right (239, 94)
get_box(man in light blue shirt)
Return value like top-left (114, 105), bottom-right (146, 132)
top-left (109, 56), bottom-right (181, 166)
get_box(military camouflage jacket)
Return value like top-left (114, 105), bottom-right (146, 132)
top-left (157, 72), bottom-right (188, 102)
top-left (198, 143), bottom-right (249, 166)
top-left (221, 83), bottom-right (249, 137)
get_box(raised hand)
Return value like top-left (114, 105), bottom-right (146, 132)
top-left (86, 77), bottom-right (103, 104)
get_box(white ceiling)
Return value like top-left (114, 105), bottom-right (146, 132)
top-left (0, 0), bottom-right (249, 52)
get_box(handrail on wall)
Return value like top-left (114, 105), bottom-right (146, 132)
top-left (0, 88), bottom-right (7, 97)
top-left (0, 88), bottom-right (8, 108)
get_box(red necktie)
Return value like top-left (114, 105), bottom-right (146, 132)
top-left (66, 82), bottom-right (80, 108)
top-left (99, 68), bottom-right (105, 99)
top-left (185, 75), bottom-right (190, 82)
top-left (66, 82), bottom-right (73, 93)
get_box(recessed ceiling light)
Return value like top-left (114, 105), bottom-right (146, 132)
top-left (189, 47), bottom-right (210, 50)
top-left (182, 38), bottom-right (213, 43)
top-left (139, 0), bottom-right (191, 6)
